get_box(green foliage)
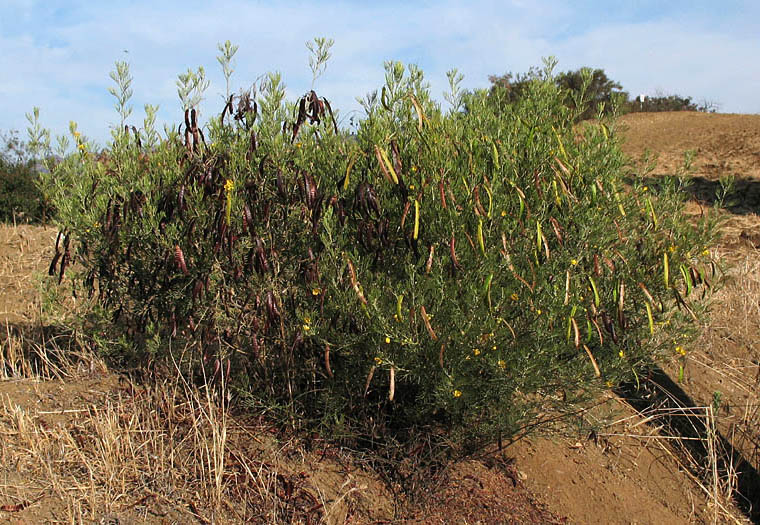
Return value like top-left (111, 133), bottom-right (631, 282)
top-left (625, 93), bottom-right (717, 113)
top-left (0, 130), bottom-right (50, 223)
top-left (489, 65), bottom-right (717, 119)
top-left (36, 52), bottom-right (719, 449)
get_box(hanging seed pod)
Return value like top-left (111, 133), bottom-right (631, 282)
top-left (420, 305), bottom-right (438, 341)
top-left (276, 169), bottom-right (287, 201)
top-left (48, 251), bottom-right (61, 276)
top-left (449, 234), bottom-right (462, 271)
top-left (363, 365), bottom-right (376, 397)
top-left (473, 185), bottom-right (486, 217)
top-left (302, 172), bottom-right (319, 210)
top-left (58, 233), bottom-right (71, 284)
top-left (254, 238), bottom-right (270, 275)
top-left (324, 344), bottom-right (333, 378)
top-left (390, 139), bottom-right (402, 179)
top-left (389, 367), bottom-right (396, 402)
top-left (242, 204), bottom-right (255, 237)
top-left (49, 230), bottom-right (63, 276)
top-left (601, 312), bottom-right (617, 343)
top-left (570, 317), bottom-right (580, 348)
top-left (345, 256), bottom-right (368, 306)
top-left (590, 317), bottom-right (604, 345)
top-left (617, 282), bottom-right (626, 328)
top-left (265, 291), bottom-right (280, 322)
top-left (425, 244), bottom-right (435, 274)
top-left (583, 345), bottom-right (601, 377)
top-left (174, 245), bottom-right (188, 275)
top-left (192, 279), bottom-right (204, 303)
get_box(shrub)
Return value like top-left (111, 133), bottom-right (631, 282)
top-left (489, 66), bottom-right (629, 121)
top-left (34, 48), bottom-right (718, 448)
top-left (0, 130), bottom-right (50, 223)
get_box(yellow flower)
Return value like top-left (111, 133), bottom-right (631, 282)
top-left (296, 142), bottom-right (302, 149)
top-left (73, 131), bottom-right (81, 138)
top-left (676, 345), bottom-right (686, 356)
top-left (510, 293), bottom-right (519, 301)
top-left (642, 186), bottom-right (648, 192)
top-left (473, 348), bottom-right (481, 356)
top-left (497, 359), bottom-right (506, 369)
top-left (669, 245), bottom-right (676, 253)
top-left (501, 210), bottom-right (507, 217)
top-left (411, 166), bottom-right (417, 173)
top-left (605, 380), bottom-right (613, 388)
top-left (571, 259), bottom-right (578, 266)
top-left (224, 179), bottom-right (234, 192)
top-left (78, 143), bottom-right (86, 151)
top-left (311, 287), bottom-right (321, 296)
top-left (409, 184), bottom-right (416, 190)
top-left (385, 336), bottom-right (391, 344)
top-left (618, 349), bottom-right (625, 358)
top-left (536, 309), bottom-right (542, 315)
top-left (492, 345), bottom-right (497, 351)
top-left (453, 390), bottom-right (462, 398)
top-left (302, 324), bottom-right (311, 332)
top-left (702, 249), bottom-right (709, 256)
top-left (374, 356), bottom-right (383, 365)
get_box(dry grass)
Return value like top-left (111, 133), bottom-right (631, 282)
top-left (0, 327), bottom-right (380, 524)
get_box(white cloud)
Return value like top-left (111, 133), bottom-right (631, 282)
top-left (1, 1), bottom-right (757, 147)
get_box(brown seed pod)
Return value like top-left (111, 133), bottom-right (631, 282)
top-left (389, 366), bottom-right (396, 402)
top-left (345, 257), bottom-right (367, 305)
top-left (48, 251), bottom-right (61, 276)
top-left (449, 234), bottom-right (461, 270)
top-left (266, 290), bottom-right (280, 322)
top-left (438, 180), bottom-right (447, 209)
top-left (324, 344), bottom-right (333, 378)
top-left (473, 185), bottom-right (486, 216)
top-left (425, 244), bottom-right (435, 274)
top-left (243, 204), bottom-right (255, 237)
top-left (549, 217), bottom-right (564, 246)
top-left (420, 305), bottom-right (437, 341)
top-left (601, 312), bottom-right (617, 343)
top-left (174, 245), bottom-right (188, 275)
top-left (363, 365), bottom-right (376, 398)
top-left (570, 317), bottom-right (580, 348)
top-left (390, 139), bottom-right (402, 179)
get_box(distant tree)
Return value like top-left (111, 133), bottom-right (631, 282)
top-left (486, 65), bottom-right (718, 119)
top-left (554, 68), bottom-right (628, 120)
top-left (487, 67), bottom-right (627, 120)
top-left (0, 131), bottom-right (49, 223)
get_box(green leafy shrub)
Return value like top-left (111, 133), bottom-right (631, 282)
top-left (34, 48), bottom-right (718, 448)
top-left (0, 130), bottom-right (51, 223)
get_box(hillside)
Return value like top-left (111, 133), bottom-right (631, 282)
top-left (1, 111), bottom-right (759, 524)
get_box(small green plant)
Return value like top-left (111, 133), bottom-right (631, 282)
top-left (35, 43), bottom-right (719, 450)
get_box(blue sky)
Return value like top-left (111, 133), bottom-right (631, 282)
top-left (2, 0), bottom-right (758, 147)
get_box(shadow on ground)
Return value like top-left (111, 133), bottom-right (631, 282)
top-left (626, 174), bottom-right (760, 218)
top-left (616, 367), bottom-right (760, 523)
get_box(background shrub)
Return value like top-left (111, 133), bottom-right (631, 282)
top-left (34, 49), bottom-right (719, 449)
top-left (0, 130), bottom-right (51, 223)
top-left (488, 66), bottom-right (718, 120)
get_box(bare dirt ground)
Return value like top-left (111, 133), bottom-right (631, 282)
top-left (2, 111), bottom-right (759, 524)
